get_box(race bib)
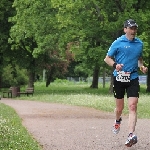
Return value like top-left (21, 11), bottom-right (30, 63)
top-left (116, 71), bottom-right (130, 82)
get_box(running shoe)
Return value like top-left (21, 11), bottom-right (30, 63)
top-left (125, 134), bottom-right (137, 147)
top-left (112, 117), bottom-right (122, 134)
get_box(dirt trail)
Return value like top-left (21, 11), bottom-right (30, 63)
top-left (1, 99), bottom-right (150, 150)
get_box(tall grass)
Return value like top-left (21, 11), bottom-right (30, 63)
top-left (0, 103), bottom-right (42, 150)
top-left (15, 80), bottom-right (150, 119)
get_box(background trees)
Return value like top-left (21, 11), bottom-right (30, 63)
top-left (0, 0), bottom-right (14, 87)
top-left (50, 0), bottom-right (150, 90)
top-left (0, 0), bottom-right (150, 91)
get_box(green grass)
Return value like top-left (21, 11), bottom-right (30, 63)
top-left (15, 80), bottom-right (150, 119)
top-left (0, 80), bottom-right (150, 150)
top-left (0, 103), bottom-right (42, 150)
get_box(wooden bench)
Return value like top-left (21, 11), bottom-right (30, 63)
top-left (17, 87), bottom-right (34, 97)
top-left (3, 87), bottom-right (12, 98)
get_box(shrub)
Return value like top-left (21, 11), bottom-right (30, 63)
top-left (1, 65), bottom-right (28, 87)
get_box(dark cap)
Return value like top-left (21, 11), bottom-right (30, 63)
top-left (124, 19), bottom-right (138, 28)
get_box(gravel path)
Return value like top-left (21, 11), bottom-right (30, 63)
top-left (1, 99), bottom-right (150, 150)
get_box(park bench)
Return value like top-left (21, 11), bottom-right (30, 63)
top-left (2, 87), bottom-right (12, 98)
top-left (17, 87), bottom-right (34, 97)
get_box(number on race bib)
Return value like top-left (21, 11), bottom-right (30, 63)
top-left (116, 71), bottom-right (130, 82)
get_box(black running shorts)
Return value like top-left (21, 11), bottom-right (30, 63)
top-left (113, 77), bottom-right (140, 99)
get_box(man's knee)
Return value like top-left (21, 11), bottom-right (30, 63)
top-left (129, 104), bottom-right (137, 111)
top-left (115, 107), bottom-right (124, 113)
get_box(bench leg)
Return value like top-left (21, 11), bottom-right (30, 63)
top-left (2, 92), bottom-right (12, 98)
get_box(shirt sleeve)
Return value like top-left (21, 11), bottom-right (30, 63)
top-left (107, 40), bottom-right (119, 57)
top-left (139, 43), bottom-right (143, 57)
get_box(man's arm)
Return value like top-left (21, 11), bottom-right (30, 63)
top-left (104, 55), bottom-right (123, 71)
top-left (104, 55), bottom-right (115, 67)
top-left (138, 57), bottom-right (144, 67)
top-left (138, 57), bottom-right (148, 74)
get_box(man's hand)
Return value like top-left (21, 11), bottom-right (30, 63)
top-left (140, 66), bottom-right (148, 74)
top-left (115, 64), bottom-right (124, 71)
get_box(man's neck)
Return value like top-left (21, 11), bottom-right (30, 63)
top-left (125, 34), bottom-right (135, 41)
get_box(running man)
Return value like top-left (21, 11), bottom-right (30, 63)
top-left (104, 19), bottom-right (147, 147)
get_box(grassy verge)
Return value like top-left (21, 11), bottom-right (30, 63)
top-left (0, 103), bottom-right (42, 150)
top-left (15, 80), bottom-right (150, 119)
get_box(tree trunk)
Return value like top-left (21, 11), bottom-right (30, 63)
top-left (28, 70), bottom-right (35, 88)
top-left (27, 54), bottom-right (36, 88)
top-left (90, 65), bottom-right (100, 89)
top-left (46, 67), bottom-right (55, 87)
top-left (0, 53), bottom-right (3, 88)
top-left (102, 66), bottom-right (106, 88)
top-left (0, 72), bottom-right (2, 88)
top-left (146, 55), bottom-right (150, 92)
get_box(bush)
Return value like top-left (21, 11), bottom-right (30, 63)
top-left (1, 65), bottom-right (28, 87)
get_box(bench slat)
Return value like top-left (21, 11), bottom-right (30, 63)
top-left (17, 87), bottom-right (34, 97)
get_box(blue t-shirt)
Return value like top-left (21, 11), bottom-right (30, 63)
top-left (107, 35), bottom-right (143, 80)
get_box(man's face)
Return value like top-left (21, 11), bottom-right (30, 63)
top-left (124, 26), bottom-right (138, 40)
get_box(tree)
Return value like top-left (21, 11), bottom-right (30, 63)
top-left (0, 0), bottom-right (14, 87)
top-left (9, 0), bottom-right (71, 87)
top-left (51, 0), bottom-right (112, 88)
top-left (8, 0), bottom-right (150, 91)
top-left (42, 48), bottom-right (74, 87)
top-left (51, 0), bottom-right (150, 91)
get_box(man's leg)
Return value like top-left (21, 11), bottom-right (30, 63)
top-left (125, 97), bottom-right (138, 147)
top-left (126, 78), bottom-right (139, 133)
top-left (112, 98), bottom-right (124, 134)
top-left (128, 97), bottom-right (138, 133)
top-left (113, 77), bottom-right (125, 134)
top-left (115, 98), bottom-right (124, 121)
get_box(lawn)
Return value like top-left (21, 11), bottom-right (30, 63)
top-left (15, 79), bottom-right (150, 119)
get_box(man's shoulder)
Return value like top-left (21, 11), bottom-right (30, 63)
top-left (114, 35), bottom-right (126, 43)
top-left (134, 37), bottom-right (143, 44)
top-left (112, 35), bottom-right (124, 44)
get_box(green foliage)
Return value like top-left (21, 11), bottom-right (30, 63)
top-left (1, 0), bottom-right (150, 89)
top-left (9, 0), bottom-right (59, 56)
top-left (0, 0), bottom-right (13, 52)
top-left (8, 0), bottom-right (74, 87)
top-left (74, 63), bottom-right (92, 77)
top-left (50, 0), bottom-right (150, 78)
top-left (54, 78), bottom-right (71, 84)
top-left (0, 103), bottom-right (41, 150)
top-left (2, 64), bottom-right (28, 87)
